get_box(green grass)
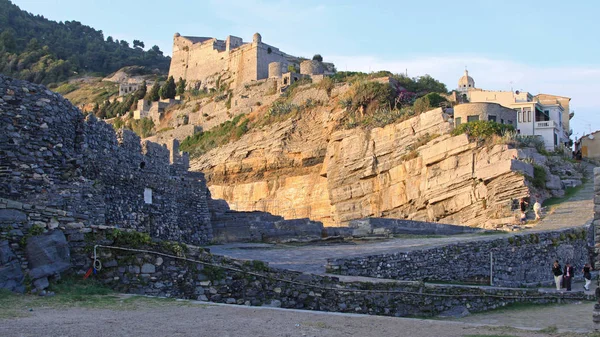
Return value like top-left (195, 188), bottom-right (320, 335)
top-left (179, 114), bottom-right (249, 158)
top-left (542, 178), bottom-right (587, 207)
top-left (0, 276), bottom-right (208, 319)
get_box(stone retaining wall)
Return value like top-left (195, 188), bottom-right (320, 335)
top-left (326, 227), bottom-right (592, 287)
top-left (81, 234), bottom-right (588, 318)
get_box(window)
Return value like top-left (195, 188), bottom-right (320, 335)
top-left (507, 120), bottom-right (512, 125)
top-left (144, 188), bottom-right (153, 204)
top-left (467, 115), bottom-right (479, 122)
top-left (528, 110), bottom-right (531, 122)
top-left (554, 133), bottom-right (558, 146)
top-left (488, 115), bottom-right (496, 122)
top-left (455, 117), bottom-right (461, 126)
top-left (501, 119), bottom-right (504, 124)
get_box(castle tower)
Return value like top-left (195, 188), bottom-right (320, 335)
top-left (253, 32), bottom-right (262, 44)
top-left (268, 62), bottom-right (282, 78)
top-left (458, 69), bottom-right (475, 93)
top-left (300, 60), bottom-right (324, 75)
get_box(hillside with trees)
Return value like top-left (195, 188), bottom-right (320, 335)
top-left (0, 0), bottom-right (170, 84)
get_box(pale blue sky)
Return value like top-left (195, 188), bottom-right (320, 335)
top-left (13, 0), bottom-right (600, 138)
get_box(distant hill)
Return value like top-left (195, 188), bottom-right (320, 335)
top-left (0, 0), bottom-right (170, 84)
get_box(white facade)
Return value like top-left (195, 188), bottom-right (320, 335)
top-left (458, 73), bottom-right (569, 150)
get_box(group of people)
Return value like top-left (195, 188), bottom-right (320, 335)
top-left (519, 197), bottom-right (542, 224)
top-left (552, 260), bottom-right (592, 291)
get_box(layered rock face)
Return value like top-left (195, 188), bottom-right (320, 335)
top-left (194, 107), bottom-right (533, 228)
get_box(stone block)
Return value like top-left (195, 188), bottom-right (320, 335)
top-left (0, 209), bottom-right (27, 223)
top-left (33, 277), bottom-right (49, 290)
top-left (26, 231), bottom-right (71, 280)
top-left (141, 263), bottom-right (156, 274)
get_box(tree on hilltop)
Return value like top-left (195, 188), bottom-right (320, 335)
top-left (133, 40), bottom-right (145, 49)
top-left (312, 54), bottom-right (323, 62)
top-left (160, 76), bottom-right (176, 99)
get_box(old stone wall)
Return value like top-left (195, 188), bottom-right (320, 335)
top-left (453, 102), bottom-right (517, 127)
top-left (0, 75), bottom-right (212, 245)
top-left (78, 232), bottom-right (590, 318)
top-left (326, 227), bottom-right (591, 287)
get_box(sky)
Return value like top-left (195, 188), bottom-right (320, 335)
top-left (13, 0), bottom-right (600, 138)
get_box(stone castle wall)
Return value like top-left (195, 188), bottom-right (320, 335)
top-left (327, 227), bottom-right (592, 287)
top-left (168, 34), bottom-right (295, 89)
top-left (0, 75), bottom-right (212, 245)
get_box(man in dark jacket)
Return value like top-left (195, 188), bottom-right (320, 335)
top-left (563, 263), bottom-right (574, 291)
top-left (552, 260), bottom-right (563, 290)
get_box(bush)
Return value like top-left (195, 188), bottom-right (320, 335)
top-left (268, 101), bottom-right (297, 116)
top-left (451, 120), bottom-right (515, 139)
top-left (179, 114), bottom-right (249, 157)
top-left (349, 81), bottom-right (394, 114)
top-left (532, 164), bottom-right (547, 188)
top-left (413, 95), bottom-right (431, 114)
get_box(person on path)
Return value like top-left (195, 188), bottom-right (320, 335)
top-left (552, 260), bottom-right (563, 290)
top-left (533, 199), bottom-right (542, 220)
top-left (563, 262), bottom-right (574, 291)
top-left (583, 263), bottom-right (592, 291)
top-left (519, 197), bottom-right (528, 213)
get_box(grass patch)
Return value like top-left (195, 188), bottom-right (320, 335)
top-left (179, 114), bottom-right (249, 158)
top-left (0, 277), bottom-right (209, 319)
top-left (543, 178), bottom-right (587, 207)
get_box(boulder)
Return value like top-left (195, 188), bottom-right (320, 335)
top-left (26, 230), bottom-right (71, 280)
top-left (0, 241), bottom-right (25, 293)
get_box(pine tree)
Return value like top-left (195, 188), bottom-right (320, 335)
top-left (136, 80), bottom-right (147, 100)
top-left (160, 76), bottom-right (176, 99)
top-left (176, 77), bottom-right (186, 96)
top-left (147, 82), bottom-right (160, 101)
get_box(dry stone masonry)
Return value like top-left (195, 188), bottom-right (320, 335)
top-left (0, 74), bottom-right (213, 244)
top-left (327, 227), bottom-right (592, 287)
top-left (81, 228), bottom-right (590, 318)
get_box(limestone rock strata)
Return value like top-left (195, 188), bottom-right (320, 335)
top-left (194, 108), bottom-right (533, 228)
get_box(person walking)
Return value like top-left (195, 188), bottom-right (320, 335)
top-left (563, 263), bottom-right (574, 291)
top-left (583, 263), bottom-right (592, 291)
top-left (533, 199), bottom-right (542, 220)
top-left (552, 260), bottom-right (563, 290)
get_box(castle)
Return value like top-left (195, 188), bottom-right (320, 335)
top-left (168, 32), bottom-right (335, 89)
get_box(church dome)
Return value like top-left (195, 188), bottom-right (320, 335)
top-left (458, 70), bottom-right (475, 90)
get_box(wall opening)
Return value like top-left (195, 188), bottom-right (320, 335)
top-left (140, 161), bottom-right (146, 169)
top-left (144, 188), bottom-right (153, 204)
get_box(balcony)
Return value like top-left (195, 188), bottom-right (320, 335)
top-left (535, 120), bottom-right (557, 129)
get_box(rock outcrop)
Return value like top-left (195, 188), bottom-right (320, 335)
top-left (193, 106), bottom-right (535, 228)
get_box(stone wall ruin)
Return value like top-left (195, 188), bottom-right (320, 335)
top-left (0, 74), bottom-right (212, 245)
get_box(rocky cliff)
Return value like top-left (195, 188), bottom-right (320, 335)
top-left (192, 102), bottom-right (537, 228)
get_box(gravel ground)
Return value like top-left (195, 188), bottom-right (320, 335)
top-left (0, 299), bottom-right (595, 337)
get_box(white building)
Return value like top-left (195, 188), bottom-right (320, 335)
top-left (457, 72), bottom-right (570, 150)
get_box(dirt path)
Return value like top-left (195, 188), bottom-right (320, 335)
top-left (0, 299), bottom-right (593, 337)
top-left (528, 162), bottom-right (595, 231)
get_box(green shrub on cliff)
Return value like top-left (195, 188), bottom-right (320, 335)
top-left (180, 114), bottom-right (249, 157)
top-left (451, 120), bottom-right (514, 139)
